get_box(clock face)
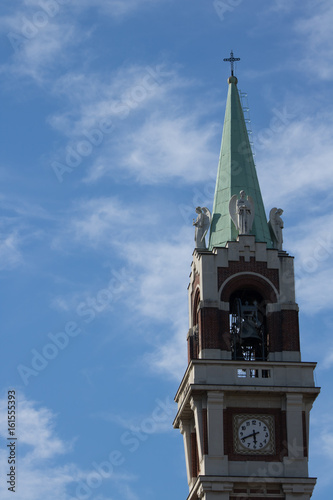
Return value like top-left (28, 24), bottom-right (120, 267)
top-left (233, 414), bottom-right (275, 455)
top-left (238, 418), bottom-right (270, 451)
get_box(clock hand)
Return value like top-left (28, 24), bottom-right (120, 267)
top-left (241, 430), bottom-right (260, 440)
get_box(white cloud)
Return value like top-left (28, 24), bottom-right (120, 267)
top-left (57, 196), bottom-right (191, 378)
top-left (120, 229), bottom-right (192, 379)
top-left (124, 232), bottom-right (192, 322)
top-left (0, 396), bottom-right (77, 500)
top-left (70, 197), bottom-right (131, 244)
top-left (0, 0), bottom-right (169, 84)
top-left (0, 197), bottom-right (55, 271)
top-left (118, 115), bottom-right (218, 185)
top-left (145, 322), bottom-right (187, 380)
top-left (0, 197), bottom-right (52, 220)
top-left (0, 231), bottom-right (23, 270)
top-left (322, 349), bottom-right (333, 370)
top-left (49, 64), bottom-right (184, 137)
top-left (66, 196), bottom-right (158, 248)
top-left (0, 395), bottom-right (140, 500)
top-left (84, 111), bottom-right (218, 186)
top-left (269, 0), bottom-right (298, 12)
top-left (48, 63), bottom-right (206, 185)
top-left (257, 113), bottom-right (333, 210)
top-left (0, 3), bottom-right (79, 83)
top-left (92, 395), bottom-right (175, 434)
top-left (311, 413), bottom-right (333, 489)
top-left (79, 99), bottom-right (217, 188)
top-left (282, 214), bottom-right (333, 314)
top-left (50, 295), bottom-right (74, 312)
top-left (0, 397), bottom-right (68, 459)
top-left (249, 103), bottom-right (333, 315)
top-left (73, 0), bottom-right (167, 18)
top-left (286, 215), bottom-right (333, 263)
top-left (64, 196), bottom-right (191, 312)
top-left (295, 266), bottom-right (333, 314)
top-left (295, 0), bottom-right (333, 81)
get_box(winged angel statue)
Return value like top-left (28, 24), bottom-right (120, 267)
top-left (268, 207), bottom-right (284, 250)
top-left (193, 207), bottom-right (212, 249)
top-left (229, 190), bottom-right (255, 235)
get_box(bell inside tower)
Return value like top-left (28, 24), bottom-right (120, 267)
top-left (229, 289), bottom-right (267, 361)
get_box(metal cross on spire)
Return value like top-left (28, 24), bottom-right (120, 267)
top-left (223, 50), bottom-right (240, 76)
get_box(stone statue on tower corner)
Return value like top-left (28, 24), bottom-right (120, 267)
top-left (268, 207), bottom-right (284, 250)
top-left (229, 190), bottom-right (255, 235)
top-left (193, 207), bottom-right (211, 249)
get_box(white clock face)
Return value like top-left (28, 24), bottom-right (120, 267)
top-left (238, 418), bottom-right (270, 451)
top-left (233, 414), bottom-right (275, 455)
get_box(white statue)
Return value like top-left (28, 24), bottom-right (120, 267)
top-left (193, 207), bottom-right (212, 249)
top-left (268, 208), bottom-right (284, 250)
top-left (229, 190), bottom-right (255, 235)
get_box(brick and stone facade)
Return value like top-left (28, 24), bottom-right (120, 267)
top-left (175, 236), bottom-right (319, 499)
top-left (187, 236), bottom-right (300, 363)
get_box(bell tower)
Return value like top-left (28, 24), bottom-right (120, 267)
top-left (174, 60), bottom-right (320, 499)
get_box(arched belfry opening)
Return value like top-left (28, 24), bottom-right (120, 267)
top-left (229, 288), bottom-right (267, 361)
top-left (221, 273), bottom-right (278, 361)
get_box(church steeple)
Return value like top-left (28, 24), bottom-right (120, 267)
top-left (209, 71), bottom-right (272, 249)
top-left (174, 59), bottom-right (319, 500)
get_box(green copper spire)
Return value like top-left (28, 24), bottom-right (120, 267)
top-left (208, 75), bottom-right (272, 249)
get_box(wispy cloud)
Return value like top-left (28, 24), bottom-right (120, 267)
top-left (118, 114), bottom-right (218, 185)
top-left (52, 196), bottom-right (191, 378)
top-left (0, 230), bottom-right (23, 270)
top-left (92, 396), bottom-right (175, 435)
top-left (65, 196), bottom-right (157, 248)
top-left (251, 102), bottom-right (333, 315)
top-left (73, 0), bottom-right (168, 18)
top-left (145, 322), bottom-right (187, 380)
top-left (53, 67), bottom-right (218, 186)
top-left (0, 395), bottom-right (77, 500)
top-left (0, 3), bottom-right (79, 84)
top-left (69, 197), bottom-right (132, 245)
top-left (0, 0), bottom-right (169, 85)
top-left (269, 0), bottom-right (298, 13)
top-left (47, 63), bottom-right (204, 184)
top-left (257, 113), bottom-right (333, 210)
top-left (260, 0), bottom-right (333, 81)
top-left (283, 214), bottom-right (333, 314)
top-left (311, 411), bottom-right (333, 489)
top-left (123, 233), bottom-right (191, 321)
top-left (49, 64), bottom-right (184, 136)
top-left (114, 230), bottom-right (192, 379)
top-left (322, 346), bottom-right (333, 370)
top-left (295, 0), bottom-right (333, 80)
top-left (0, 197), bottom-right (55, 270)
top-left (0, 395), bottom-right (140, 500)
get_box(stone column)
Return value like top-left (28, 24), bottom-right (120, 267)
top-left (284, 394), bottom-right (307, 477)
top-left (205, 391), bottom-right (228, 475)
top-left (179, 419), bottom-right (192, 486)
top-left (190, 396), bottom-right (203, 463)
top-left (207, 391), bottom-right (224, 455)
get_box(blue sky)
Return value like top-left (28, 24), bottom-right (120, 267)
top-left (0, 0), bottom-right (332, 498)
